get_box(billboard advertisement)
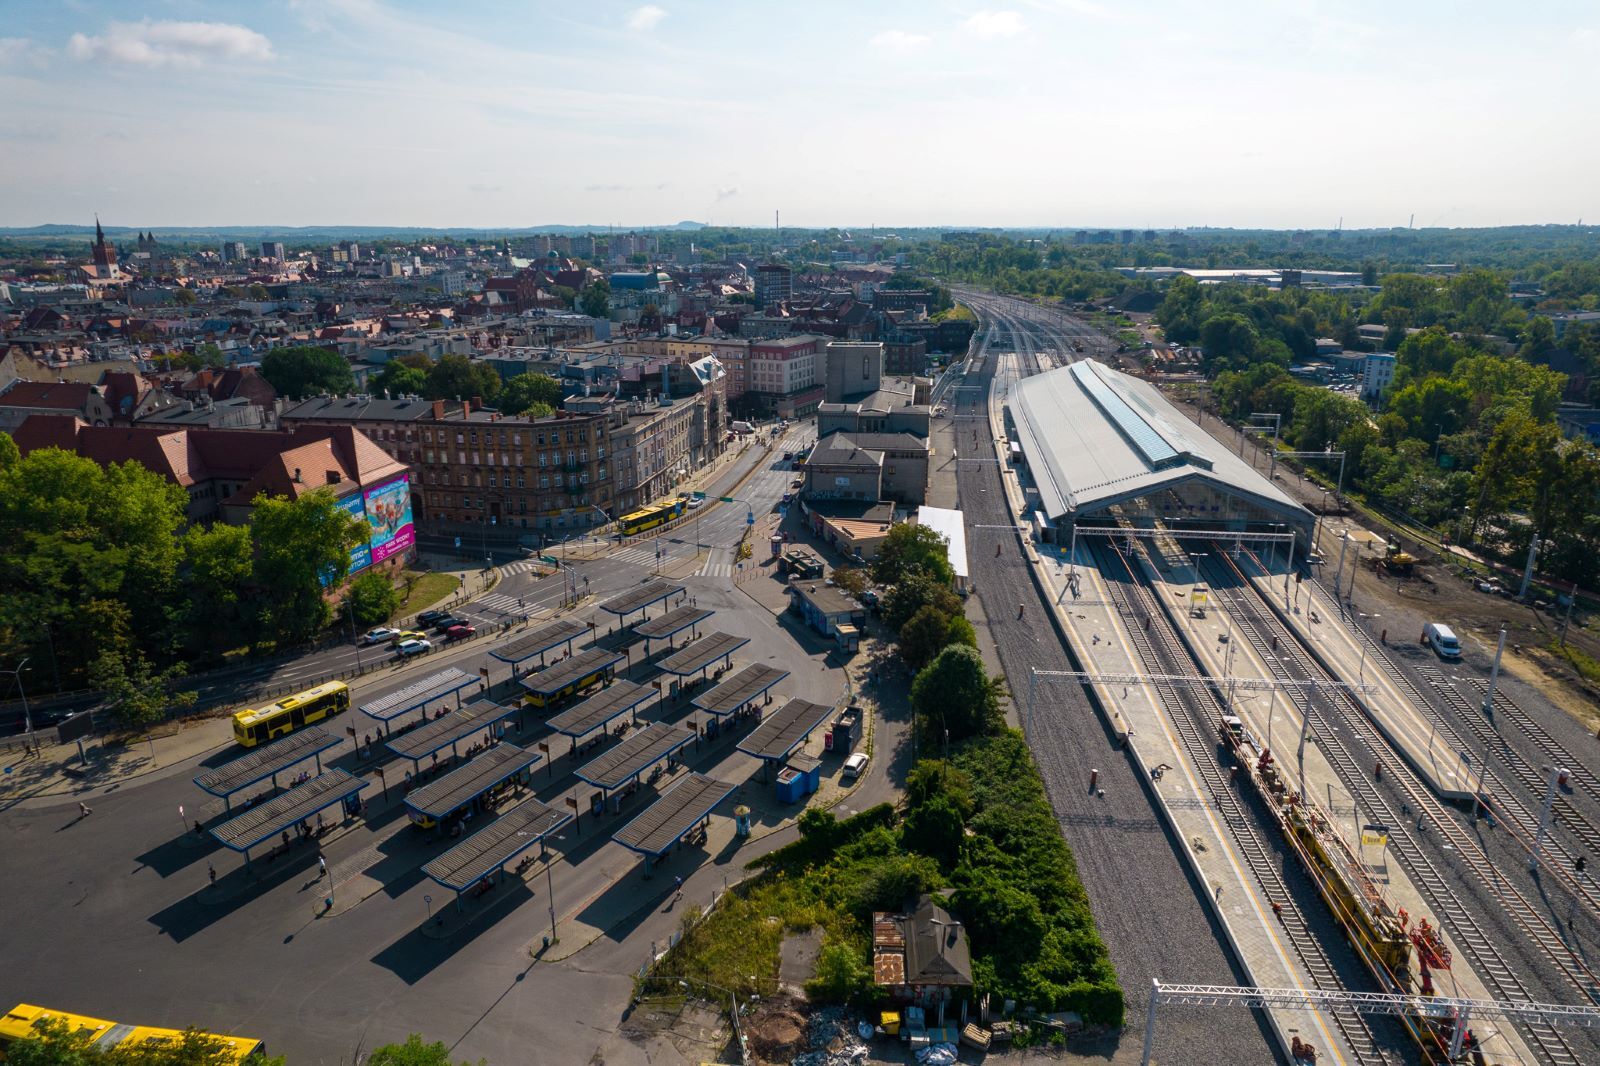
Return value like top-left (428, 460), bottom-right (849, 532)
top-left (340, 491), bottom-right (373, 575)
top-left (364, 474), bottom-right (415, 565)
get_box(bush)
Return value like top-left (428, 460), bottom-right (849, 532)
top-left (346, 570), bottom-right (403, 627)
top-left (806, 937), bottom-right (874, 1003)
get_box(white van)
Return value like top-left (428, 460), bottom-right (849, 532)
top-left (1423, 622), bottom-right (1462, 660)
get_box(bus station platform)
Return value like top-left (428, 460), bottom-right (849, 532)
top-left (194, 726), bottom-right (340, 810)
top-left (546, 680), bottom-right (654, 750)
top-left (613, 772), bottom-right (735, 861)
top-left (422, 798), bottom-right (573, 903)
top-left (210, 769), bottom-right (367, 858)
top-left (654, 631), bottom-right (749, 678)
top-left (632, 605), bottom-right (713, 654)
top-left (489, 619), bottom-right (587, 672)
top-left (692, 663), bottom-right (789, 718)
top-left (573, 722), bottom-right (696, 795)
top-left (736, 697), bottom-right (836, 766)
top-left (403, 744), bottom-right (541, 828)
top-left (385, 700), bottom-right (520, 769)
top-left (518, 648), bottom-right (624, 706)
top-left (360, 667), bottom-right (477, 730)
top-left (599, 580), bottom-right (684, 623)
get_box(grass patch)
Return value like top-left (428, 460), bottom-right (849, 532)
top-left (1550, 639), bottom-right (1600, 684)
top-left (397, 571), bottom-right (460, 616)
top-left (654, 733), bottom-right (1122, 1024)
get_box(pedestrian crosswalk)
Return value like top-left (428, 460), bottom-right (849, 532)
top-left (500, 559), bottom-right (542, 576)
top-left (473, 592), bottom-right (525, 615)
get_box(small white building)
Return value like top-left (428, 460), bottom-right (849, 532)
top-left (1363, 352), bottom-right (1396, 399)
top-left (916, 505), bottom-right (970, 592)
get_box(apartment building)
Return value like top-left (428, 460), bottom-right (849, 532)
top-left (748, 334), bottom-right (825, 417)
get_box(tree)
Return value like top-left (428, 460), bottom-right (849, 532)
top-left (902, 795), bottom-right (965, 867)
top-left (366, 1035), bottom-right (480, 1066)
top-left (260, 345), bottom-right (354, 399)
top-left (830, 566), bottom-right (870, 598)
top-left (181, 522), bottom-right (255, 653)
top-left (910, 644), bottom-right (1005, 744)
top-left (346, 570), bottom-right (402, 627)
top-left (0, 430), bottom-right (18, 471)
top-left (194, 342), bottom-right (226, 369)
top-left (579, 279), bottom-right (610, 318)
top-left (898, 603), bottom-right (975, 671)
top-left (1198, 311), bottom-right (1259, 371)
top-left (249, 488), bottom-right (370, 647)
top-left (1519, 315), bottom-right (1556, 360)
top-left (872, 522), bottom-right (953, 586)
top-left (424, 354), bottom-right (501, 405)
top-left (498, 373), bottom-right (565, 415)
top-left (881, 570), bottom-right (963, 632)
top-left (90, 649), bottom-right (197, 731)
top-left (173, 287), bottom-right (197, 306)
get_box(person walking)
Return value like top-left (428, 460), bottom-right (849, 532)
top-left (78, 802), bottom-right (92, 817)
top-left (673, 875), bottom-right (683, 902)
top-left (318, 855), bottom-right (328, 879)
top-left (208, 864), bottom-right (217, 886)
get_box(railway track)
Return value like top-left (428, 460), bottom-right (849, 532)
top-left (1091, 538), bottom-right (1390, 1066)
top-left (1201, 546), bottom-right (1591, 1064)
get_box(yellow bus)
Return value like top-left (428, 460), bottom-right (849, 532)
top-left (0, 1004), bottom-right (265, 1062)
top-left (523, 666), bottom-right (613, 709)
top-left (618, 498), bottom-right (686, 536)
top-left (232, 681), bottom-right (350, 748)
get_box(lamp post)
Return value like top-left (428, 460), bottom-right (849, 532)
top-left (3, 657), bottom-right (33, 739)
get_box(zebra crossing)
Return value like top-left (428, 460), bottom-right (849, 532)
top-left (471, 592), bottom-right (526, 616)
top-left (500, 558), bottom-right (542, 576)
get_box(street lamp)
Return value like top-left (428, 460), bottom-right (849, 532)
top-left (2, 657), bottom-right (32, 739)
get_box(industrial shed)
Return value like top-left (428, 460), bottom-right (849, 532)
top-left (1009, 360), bottom-right (1313, 546)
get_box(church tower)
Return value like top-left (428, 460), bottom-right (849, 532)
top-left (91, 216), bottom-right (119, 278)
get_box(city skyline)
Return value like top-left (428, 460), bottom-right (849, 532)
top-left (1, 0), bottom-right (1597, 230)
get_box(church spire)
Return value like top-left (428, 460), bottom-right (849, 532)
top-left (95, 215), bottom-right (105, 244)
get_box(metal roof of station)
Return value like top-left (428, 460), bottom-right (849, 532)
top-left (489, 620), bottom-right (588, 665)
top-left (599, 580), bottom-right (684, 617)
top-left (385, 700), bottom-right (520, 763)
top-left (655, 632), bottom-right (749, 676)
top-left (546, 680), bottom-right (654, 738)
top-left (422, 799), bottom-right (572, 893)
top-left (517, 648), bottom-right (624, 696)
top-left (573, 722), bottom-right (696, 790)
top-left (1011, 360), bottom-right (1311, 530)
top-left (194, 726), bottom-right (340, 797)
top-left (360, 667), bottom-right (477, 722)
top-left (613, 773), bottom-right (736, 857)
top-left (633, 605), bottom-right (714, 640)
top-left (737, 698), bottom-right (836, 762)
top-left (692, 663), bottom-right (790, 716)
top-left (210, 770), bottom-right (366, 852)
top-left (403, 744), bottom-right (541, 820)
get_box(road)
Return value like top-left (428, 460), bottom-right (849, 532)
top-left (0, 420), bottom-right (899, 1065)
top-left (954, 293), bottom-right (1277, 1062)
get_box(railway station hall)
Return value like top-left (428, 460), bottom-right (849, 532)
top-left (1008, 359), bottom-right (1314, 550)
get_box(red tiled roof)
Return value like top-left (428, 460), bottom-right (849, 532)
top-left (1, 380), bottom-right (94, 410)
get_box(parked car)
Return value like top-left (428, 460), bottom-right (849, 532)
top-left (842, 752), bottom-right (869, 780)
top-left (389, 629), bottom-right (427, 646)
top-left (417, 610), bottom-right (451, 628)
top-left (394, 638), bottom-right (432, 658)
top-left (1423, 622), bottom-right (1462, 660)
top-left (444, 624), bottom-right (477, 641)
top-left (431, 615), bottom-right (468, 633)
top-left (360, 626), bottom-right (400, 646)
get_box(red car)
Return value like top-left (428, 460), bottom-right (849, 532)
top-left (444, 623), bottom-right (476, 641)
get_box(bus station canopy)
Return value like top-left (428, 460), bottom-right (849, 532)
top-left (546, 680), bottom-right (653, 739)
top-left (518, 648), bottom-right (624, 698)
top-left (573, 722), bottom-right (696, 791)
top-left (489, 619), bottom-right (588, 666)
top-left (613, 773), bottom-right (736, 857)
top-left (655, 632), bottom-right (749, 677)
top-left (692, 664), bottom-right (790, 717)
top-left (360, 667), bottom-right (477, 722)
top-left (422, 798), bottom-right (573, 893)
top-left (633, 605), bottom-right (714, 641)
top-left (386, 700), bottom-right (520, 763)
top-left (210, 770), bottom-right (366, 853)
top-left (403, 744), bottom-right (541, 821)
top-left (194, 726), bottom-right (340, 798)
top-left (599, 580), bottom-right (684, 618)
top-left (737, 698), bottom-right (836, 763)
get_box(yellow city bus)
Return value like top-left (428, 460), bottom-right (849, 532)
top-left (523, 665), bottom-right (612, 709)
top-left (0, 1004), bottom-right (265, 1062)
top-left (232, 681), bottom-right (350, 748)
top-left (618, 498), bottom-right (686, 536)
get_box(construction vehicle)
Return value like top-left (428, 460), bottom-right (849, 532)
top-left (1379, 540), bottom-right (1417, 576)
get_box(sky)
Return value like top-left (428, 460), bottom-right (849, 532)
top-left (0, 0), bottom-right (1595, 230)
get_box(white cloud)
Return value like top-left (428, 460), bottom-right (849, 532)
top-left (870, 30), bottom-right (931, 51)
top-left (67, 20), bottom-right (274, 67)
top-left (0, 37), bottom-right (52, 67)
top-left (964, 10), bottom-right (1024, 37)
top-left (627, 5), bottom-right (668, 32)
top-left (715, 185), bottom-right (739, 202)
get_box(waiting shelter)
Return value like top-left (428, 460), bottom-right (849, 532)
top-left (489, 619), bottom-right (587, 674)
top-left (360, 667), bottom-right (477, 732)
top-left (632, 605), bottom-right (714, 655)
top-left (194, 726), bottom-right (341, 811)
top-left (599, 580), bottom-right (685, 626)
top-left (422, 798), bottom-right (573, 908)
top-left (385, 699), bottom-right (521, 770)
top-left (654, 632), bottom-right (749, 695)
top-left (573, 722), bottom-right (696, 812)
top-left (546, 680), bottom-right (654, 756)
top-left (737, 697), bottom-right (837, 772)
top-left (210, 769), bottom-right (367, 865)
top-left (518, 647), bottom-right (624, 708)
top-left (613, 772), bottom-right (736, 864)
top-left (403, 743), bottom-right (541, 830)
top-left (691, 663), bottom-right (789, 738)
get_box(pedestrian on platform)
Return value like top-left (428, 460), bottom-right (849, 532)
top-left (208, 864), bottom-right (217, 886)
top-left (318, 855), bottom-right (328, 879)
